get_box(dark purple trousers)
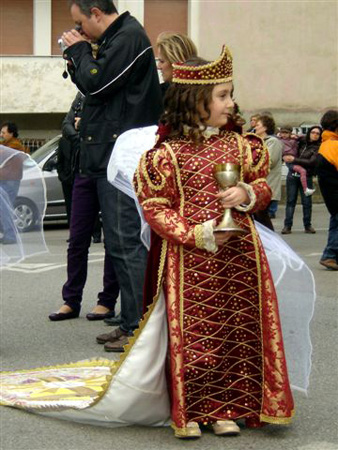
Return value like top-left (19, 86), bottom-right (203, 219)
top-left (62, 175), bottom-right (119, 312)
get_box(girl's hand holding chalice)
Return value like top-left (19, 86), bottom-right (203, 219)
top-left (212, 163), bottom-right (249, 244)
top-left (215, 186), bottom-right (249, 208)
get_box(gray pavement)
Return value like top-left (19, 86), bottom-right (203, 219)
top-left (1, 203), bottom-right (337, 450)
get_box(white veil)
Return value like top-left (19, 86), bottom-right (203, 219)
top-left (107, 126), bottom-right (158, 249)
top-left (254, 222), bottom-right (315, 393)
top-left (107, 126), bottom-right (315, 393)
top-left (0, 145), bottom-right (48, 267)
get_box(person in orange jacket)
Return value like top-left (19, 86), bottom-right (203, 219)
top-left (317, 110), bottom-right (338, 270)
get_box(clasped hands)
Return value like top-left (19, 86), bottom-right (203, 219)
top-left (62, 29), bottom-right (88, 48)
top-left (213, 185), bottom-right (249, 245)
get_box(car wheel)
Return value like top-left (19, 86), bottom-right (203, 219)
top-left (14, 198), bottom-right (38, 232)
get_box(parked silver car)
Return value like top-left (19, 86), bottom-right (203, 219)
top-left (14, 135), bottom-right (67, 232)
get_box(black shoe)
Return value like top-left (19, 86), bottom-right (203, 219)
top-left (86, 309), bottom-right (115, 321)
top-left (49, 309), bottom-right (80, 321)
top-left (104, 312), bottom-right (122, 326)
top-left (281, 227), bottom-right (292, 235)
top-left (92, 237), bottom-right (101, 244)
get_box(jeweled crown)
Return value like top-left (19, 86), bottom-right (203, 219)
top-left (172, 45), bottom-right (233, 85)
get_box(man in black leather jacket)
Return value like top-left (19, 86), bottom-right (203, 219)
top-left (63, 2), bottom-right (162, 176)
top-left (49, 0), bottom-right (162, 352)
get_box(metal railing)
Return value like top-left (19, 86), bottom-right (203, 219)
top-left (21, 138), bottom-right (47, 154)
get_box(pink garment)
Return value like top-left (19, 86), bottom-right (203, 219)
top-left (282, 138), bottom-right (309, 191)
top-left (293, 164), bottom-right (308, 191)
top-left (281, 138), bottom-right (298, 157)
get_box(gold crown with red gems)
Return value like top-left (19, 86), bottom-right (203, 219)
top-left (172, 45), bottom-right (233, 85)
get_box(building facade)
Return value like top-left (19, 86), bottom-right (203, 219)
top-left (0, 0), bottom-right (337, 139)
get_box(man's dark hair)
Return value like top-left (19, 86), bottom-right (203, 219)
top-left (259, 114), bottom-right (276, 136)
top-left (320, 110), bottom-right (338, 132)
top-left (68, 0), bottom-right (117, 17)
top-left (1, 121), bottom-right (19, 138)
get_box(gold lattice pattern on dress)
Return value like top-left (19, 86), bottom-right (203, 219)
top-left (172, 134), bottom-right (263, 422)
top-left (173, 134), bottom-right (249, 229)
top-left (182, 235), bottom-right (262, 422)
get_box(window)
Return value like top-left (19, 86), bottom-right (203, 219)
top-left (144, 0), bottom-right (188, 48)
top-left (0, 0), bottom-right (33, 55)
top-left (51, 0), bottom-right (74, 55)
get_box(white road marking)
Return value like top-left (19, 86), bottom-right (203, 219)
top-left (2, 257), bottom-right (104, 273)
top-left (277, 227), bottom-right (327, 232)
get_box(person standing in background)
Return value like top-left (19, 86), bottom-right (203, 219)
top-left (57, 92), bottom-right (84, 226)
top-left (103, 31), bottom-right (199, 330)
top-left (254, 115), bottom-right (283, 219)
top-left (0, 122), bottom-right (29, 154)
top-left (156, 31), bottom-right (198, 84)
top-left (51, 0), bottom-right (162, 352)
top-left (282, 126), bottom-right (322, 235)
top-left (247, 114), bottom-right (260, 133)
top-left (280, 125), bottom-right (316, 196)
top-left (52, 90), bottom-right (120, 323)
top-left (317, 110), bottom-right (338, 270)
top-left (57, 91), bottom-right (102, 242)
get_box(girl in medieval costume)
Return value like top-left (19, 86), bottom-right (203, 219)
top-left (2, 47), bottom-right (315, 441)
top-left (133, 48), bottom-right (294, 438)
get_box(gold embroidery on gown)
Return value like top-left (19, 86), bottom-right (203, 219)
top-left (0, 130), bottom-right (294, 431)
top-left (135, 130), bottom-right (294, 431)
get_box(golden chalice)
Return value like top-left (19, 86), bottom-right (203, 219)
top-left (213, 163), bottom-right (247, 234)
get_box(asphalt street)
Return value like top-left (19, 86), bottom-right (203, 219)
top-left (1, 203), bottom-right (337, 450)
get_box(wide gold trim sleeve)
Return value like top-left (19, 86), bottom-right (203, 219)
top-left (237, 134), bottom-right (272, 212)
top-left (234, 181), bottom-right (257, 212)
top-left (135, 145), bottom-right (200, 249)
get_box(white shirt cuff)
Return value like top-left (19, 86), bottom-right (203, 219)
top-left (202, 219), bottom-right (218, 253)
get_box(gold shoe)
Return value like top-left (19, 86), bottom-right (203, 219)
top-left (174, 421), bottom-right (202, 439)
top-left (212, 420), bottom-right (240, 436)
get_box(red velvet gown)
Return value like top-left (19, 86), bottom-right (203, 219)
top-left (134, 129), bottom-right (294, 436)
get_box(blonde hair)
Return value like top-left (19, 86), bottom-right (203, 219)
top-left (156, 32), bottom-right (198, 65)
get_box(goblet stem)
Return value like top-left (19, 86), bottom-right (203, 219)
top-left (214, 189), bottom-right (247, 233)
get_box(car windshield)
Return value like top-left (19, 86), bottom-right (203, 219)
top-left (31, 135), bottom-right (60, 164)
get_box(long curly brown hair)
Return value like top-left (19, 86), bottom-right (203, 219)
top-left (161, 57), bottom-right (217, 143)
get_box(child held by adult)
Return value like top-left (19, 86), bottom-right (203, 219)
top-left (282, 126), bottom-right (322, 234)
top-left (280, 126), bottom-right (316, 196)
